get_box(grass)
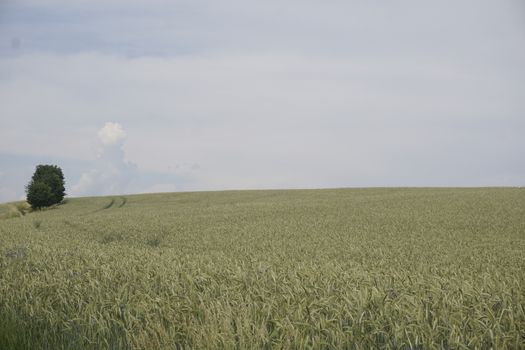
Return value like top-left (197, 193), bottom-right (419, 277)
top-left (0, 188), bottom-right (524, 349)
top-left (0, 201), bottom-right (31, 219)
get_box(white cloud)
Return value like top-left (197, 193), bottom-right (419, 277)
top-left (97, 122), bottom-right (126, 146)
top-left (71, 123), bottom-right (139, 196)
top-left (71, 171), bottom-right (95, 194)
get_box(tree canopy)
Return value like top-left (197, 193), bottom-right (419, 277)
top-left (26, 165), bottom-right (66, 209)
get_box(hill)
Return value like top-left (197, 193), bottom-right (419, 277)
top-left (1, 188), bottom-right (524, 349)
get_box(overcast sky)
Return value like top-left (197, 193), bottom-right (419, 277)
top-left (1, 0), bottom-right (524, 202)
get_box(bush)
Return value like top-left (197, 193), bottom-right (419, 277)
top-left (26, 165), bottom-right (66, 209)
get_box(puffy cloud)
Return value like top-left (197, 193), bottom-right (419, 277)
top-left (97, 122), bottom-right (126, 146)
top-left (71, 123), bottom-right (138, 196)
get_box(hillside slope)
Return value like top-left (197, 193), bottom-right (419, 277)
top-left (1, 188), bottom-right (524, 349)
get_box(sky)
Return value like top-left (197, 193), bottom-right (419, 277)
top-left (0, 0), bottom-right (524, 202)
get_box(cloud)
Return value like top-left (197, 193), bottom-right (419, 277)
top-left (71, 122), bottom-right (139, 196)
top-left (97, 122), bottom-right (126, 146)
top-left (140, 183), bottom-right (177, 194)
top-left (0, 187), bottom-right (17, 203)
top-left (3, 0), bottom-right (525, 61)
top-left (0, 0), bottom-right (524, 194)
top-left (1, 52), bottom-right (524, 191)
top-left (0, 150), bottom-right (192, 203)
top-left (71, 172), bottom-right (95, 194)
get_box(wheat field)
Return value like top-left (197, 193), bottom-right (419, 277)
top-left (0, 188), bottom-right (524, 349)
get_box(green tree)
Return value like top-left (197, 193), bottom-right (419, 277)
top-left (26, 181), bottom-right (55, 209)
top-left (26, 164), bottom-right (66, 209)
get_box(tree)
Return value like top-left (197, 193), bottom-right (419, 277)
top-left (26, 164), bottom-right (66, 209)
top-left (26, 181), bottom-right (55, 209)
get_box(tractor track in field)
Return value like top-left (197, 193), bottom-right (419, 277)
top-left (82, 197), bottom-right (117, 216)
top-left (102, 198), bottom-right (115, 210)
top-left (81, 196), bottom-right (127, 216)
top-left (118, 197), bottom-right (127, 208)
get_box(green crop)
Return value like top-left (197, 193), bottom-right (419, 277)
top-left (1, 188), bottom-right (524, 349)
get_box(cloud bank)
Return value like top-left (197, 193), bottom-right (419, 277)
top-left (0, 0), bottom-right (524, 202)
